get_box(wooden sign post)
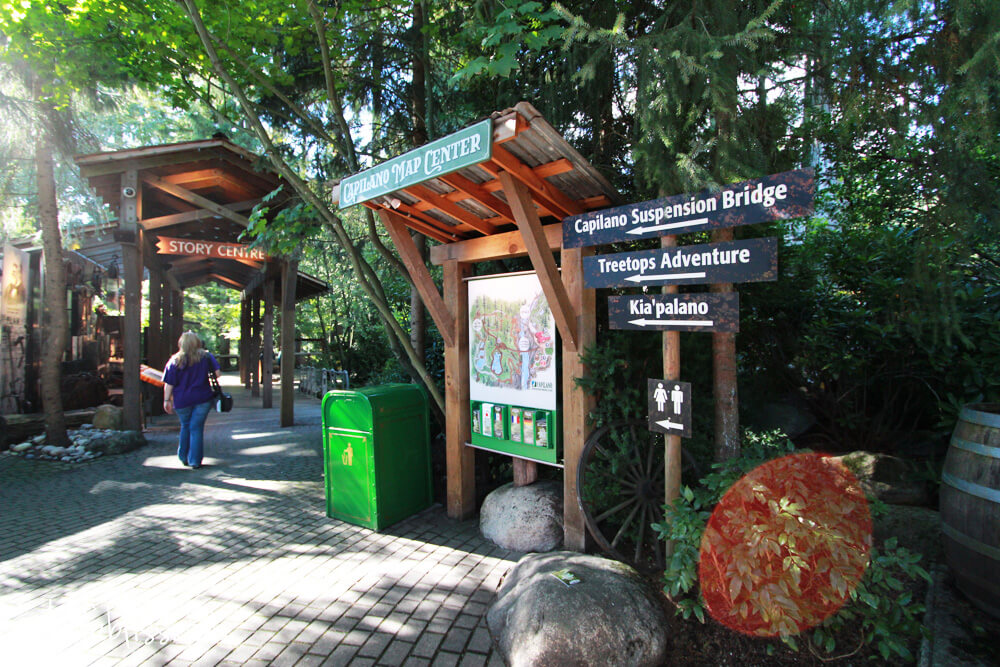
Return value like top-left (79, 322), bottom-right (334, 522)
top-left (563, 169), bottom-right (814, 537)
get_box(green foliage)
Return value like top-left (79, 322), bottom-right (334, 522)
top-left (741, 217), bottom-right (1000, 451)
top-left (655, 432), bottom-right (930, 662)
top-left (575, 330), bottom-right (661, 428)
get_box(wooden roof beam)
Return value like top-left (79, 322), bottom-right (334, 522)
top-left (210, 273), bottom-right (245, 290)
top-left (141, 172), bottom-right (251, 227)
top-left (438, 173), bottom-right (516, 223)
top-left (488, 146), bottom-right (584, 219)
top-left (429, 223), bottom-right (561, 265)
top-left (499, 171), bottom-right (578, 350)
top-left (140, 198), bottom-right (262, 230)
top-left (402, 184), bottom-right (498, 236)
top-left (366, 202), bottom-right (464, 244)
top-left (379, 209), bottom-right (456, 348)
top-left (478, 158), bottom-right (574, 192)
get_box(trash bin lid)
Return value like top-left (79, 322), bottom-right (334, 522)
top-left (322, 383), bottom-right (427, 429)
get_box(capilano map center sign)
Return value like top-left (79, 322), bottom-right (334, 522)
top-left (339, 119), bottom-right (492, 208)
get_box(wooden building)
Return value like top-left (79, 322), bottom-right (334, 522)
top-left (74, 138), bottom-right (326, 430)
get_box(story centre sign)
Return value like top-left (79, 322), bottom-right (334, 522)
top-left (338, 119), bottom-right (493, 208)
top-left (155, 236), bottom-right (269, 261)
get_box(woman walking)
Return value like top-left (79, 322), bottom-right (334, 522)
top-left (163, 331), bottom-right (221, 468)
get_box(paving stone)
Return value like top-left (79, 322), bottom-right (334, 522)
top-left (378, 639), bottom-right (415, 665)
top-left (412, 632), bottom-right (444, 658)
top-left (440, 627), bottom-right (472, 653)
top-left (0, 387), bottom-right (518, 667)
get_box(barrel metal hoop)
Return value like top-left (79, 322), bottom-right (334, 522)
top-left (950, 436), bottom-right (1000, 460)
top-left (941, 522), bottom-right (1000, 561)
top-left (960, 405), bottom-right (1000, 429)
top-left (942, 471), bottom-right (1000, 504)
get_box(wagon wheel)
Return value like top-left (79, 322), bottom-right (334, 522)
top-left (577, 420), bottom-right (700, 574)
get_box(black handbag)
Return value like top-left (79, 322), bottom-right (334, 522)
top-left (209, 372), bottom-right (233, 412)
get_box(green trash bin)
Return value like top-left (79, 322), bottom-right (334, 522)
top-left (321, 383), bottom-right (432, 530)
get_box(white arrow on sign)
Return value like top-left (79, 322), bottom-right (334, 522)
top-left (656, 419), bottom-right (684, 431)
top-left (625, 272), bottom-right (707, 283)
top-left (626, 217), bottom-right (710, 236)
top-left (629, 318), bottom-right (715, 328)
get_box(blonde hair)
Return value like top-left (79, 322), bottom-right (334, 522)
top-left (169, 331), bottom-right (206, 369)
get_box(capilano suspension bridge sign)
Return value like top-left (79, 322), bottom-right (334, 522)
top-left (562, 169), bottom-right (814, 249)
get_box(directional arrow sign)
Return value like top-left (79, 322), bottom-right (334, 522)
top-left (649, 379), bottom-right (692, 437)
top-left (609, 293), bottom-right (739, 333)
top-left (583, 237), bottom-right (777, 289)
top-left (563, 169), bottom-right (813, 248)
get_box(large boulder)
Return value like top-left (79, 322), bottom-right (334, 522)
top-left (101, 430), bottom-right (146, 455)
top-left (833, 451), bottom-right (931, 506)
top-left (488, 551), bottom-right (670, 667)
top-left (481, 481), bottom-right (563, 552)
top-left (92, 404), bottom-right (124, 431)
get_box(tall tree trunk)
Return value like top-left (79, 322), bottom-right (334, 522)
top-left (711, 61), bottom-right (740, 462)
top-left (34, 86), bottom-right (69, 447)
top-left (408, 1), bottom-right (428, 366)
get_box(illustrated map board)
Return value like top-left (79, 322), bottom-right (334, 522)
top-left (468, 272), bottom-right (557, 411)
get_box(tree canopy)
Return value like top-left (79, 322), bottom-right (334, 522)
top-left (1, 0), bottom-right (997, 448)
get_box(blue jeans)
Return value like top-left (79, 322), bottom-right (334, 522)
top-left (176, 400), bottom-right (212, 467)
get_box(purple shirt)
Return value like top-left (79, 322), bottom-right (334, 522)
top-left (163, 353), bottom-right (220, 409)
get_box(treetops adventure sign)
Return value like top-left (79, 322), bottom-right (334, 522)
top-left (338, 119), bottom-right (493, 208)
top-left (155, 236), bottom-right (268, 261)
top-left (563, 169), bottom-right (814, 248)
top-left (583, 237), bottom-right (777, 289)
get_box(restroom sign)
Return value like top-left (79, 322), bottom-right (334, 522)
top-left (648, 379), bottom-right (692, 437)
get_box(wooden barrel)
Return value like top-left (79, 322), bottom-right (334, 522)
top-left (941, 403), bottom-right (1000, 618)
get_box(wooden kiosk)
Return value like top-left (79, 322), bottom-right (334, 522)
top-left (335, 103), bottom-right (619, 548)
top-left (74, 139), bottom-right (326, 430)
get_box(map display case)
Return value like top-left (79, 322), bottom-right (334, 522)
top-left (467, 272), bottom-right (560, 464)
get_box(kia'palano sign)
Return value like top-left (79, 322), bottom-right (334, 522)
top-left (338, 119), bottom-right (493, 208)
top-left (156, 236), bottom-right (268, 261)
top-left (563, 169), bottom-right (814, 248)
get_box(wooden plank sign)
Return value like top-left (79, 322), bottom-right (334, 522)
top-left (608, 293), bottom-right (739, 332)
top-left (339, 119), bottom-right (492, 208)
top-left (156, 236), bottom-right (268, 261)
top-left (649, 379), bottom-right (692, 437)
top-left (583, 237), bottom-right (777, 289)
top-left (563, 169), bottom-right (814, 248)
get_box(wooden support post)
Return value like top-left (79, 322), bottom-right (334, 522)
top-left (662, 236), bottom-right (683, 530)
top-left (500, 172), bottom-right (579, 350)
top-left (240, 298), bottom-right (250, 387)
top-left (120, 169), bottom-right (142, 432)
top-left (251, 292), bottom-right (260, 397)
top-left (173, 290), bottom-right (184, 343)
top-left (161, 282), bottom-right (173, 361)
top-left (560, 245), bottom-right (595, 551)
top-left (148, 272), bottom-right (162, 368)
top-left (280, 259), bottom-right (297, 427)
top-left (444, 259), bottom-right (475, 519)
top-left (378, 209), bottom-right (456, 347)
top-left (711, 228), bottom-right (740, 461)
top-left (263, 279), bottom-right (274, 409)
top-left (513, 460), bottom-right (538, 487)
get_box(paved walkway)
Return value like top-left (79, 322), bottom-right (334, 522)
top-left (0, 376), bottom-right (517, 666)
